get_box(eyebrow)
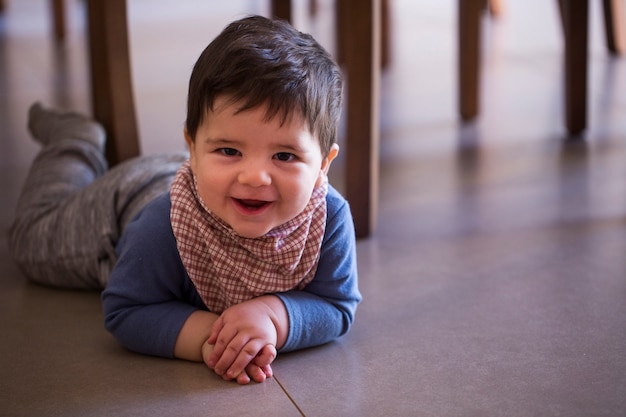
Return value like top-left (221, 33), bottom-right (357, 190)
top-left (275, 143), bottom-right (307, 153)
top-left (203, 137), bottom-right (242, 147)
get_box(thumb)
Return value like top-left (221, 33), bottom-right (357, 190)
top-left (206, 315), bottom-right (224, 345)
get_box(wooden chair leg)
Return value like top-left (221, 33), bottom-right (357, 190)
top-left (562, 0), bottom-right (589, 136)
top-left (380, 0), bottom-right (390, 68)
top-left (459, 0), bottom-right (483, 120)
top-left (336, 0), bottom-right (348, 64)
top-left (602, 0), bottom-right (625, 54)
top-left (50, 0), bottom-right (66, 40)
top-left (271, 0), bottom-right (291, 21)
top-left (336, 0), bottom-right (389, 68)
top-left (309, 0), bottom-right (318, 17)
top-left (343, 0), bottom-right (381, 238)
top-left (87, 0), bottom-right (140, 165)
top-left (271, 0), bottom-right (381, 236)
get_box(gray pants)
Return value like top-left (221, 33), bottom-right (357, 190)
top-left (9, 134), bottom-right (187, 290)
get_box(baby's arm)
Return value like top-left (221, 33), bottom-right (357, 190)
top-left (274, 191), bottom-right (361, 352)
top-left (173, 310), bottom-right (219, 361)
top-left (206, 295), bottom-right (288, 382)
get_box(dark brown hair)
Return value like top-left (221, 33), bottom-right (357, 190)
top-left (185, 15), bottom-right (342, 157)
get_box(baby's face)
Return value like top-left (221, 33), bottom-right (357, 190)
top-left (185, 95), bottom-right (337, 238)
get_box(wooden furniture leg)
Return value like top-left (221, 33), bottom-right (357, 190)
top-left (337, 0), bottom-right (390, 68)
top-left (380, 0), bottom-right (390, 68)
top-left (455, 0), bottom-right (625, 137)
top-left (271, 0), bottom-right (291, 21)
top-left (275, 0), bottom-right (381, 236)
top-left (51, 0), bottom-right (65, 40)
top-left (562, 0), bottom-right (589, 136)
top-left (0, 0), bottom-right (66, 40)
top-left (87, 0), bottom-right (140, 165)
top-left (343, 0), bottom-right (381, 238)
top-left (603, 0), bottom-right (625, 54)
top-left (458, 0), bottom-right (483, 120)
top-left (309, 0), bottom-right (318, 17)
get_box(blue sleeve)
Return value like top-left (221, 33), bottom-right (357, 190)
top-left (101, 193), bottom-right (206, 358)
top-left (276, 187), bottom-right (362, 352)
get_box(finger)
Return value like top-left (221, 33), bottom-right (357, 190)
top-left (213, 331), bottom-right (251, 376)
top-left (206, 315), bottom-right (224, 345)
top-left (223, 338), bottom-right (267, 380)
top-left (260, 364), bottom-right (273, 379)
top-left (235, 370), bottom-right (252, 385)
top-left (245, 363), bottom-right (268, 383)
top-left (253, 344), bottom-right (277, 368)
top-left (201, 342), bottom-right (214, 368)
top-left (208, 326), bottom-right (239, 372)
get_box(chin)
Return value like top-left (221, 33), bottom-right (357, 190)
top-left (233, 226), bottom-right (272, 239)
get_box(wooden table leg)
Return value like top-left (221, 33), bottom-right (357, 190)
top-left (50, 0), bottom-right (66, 40)
top-left (343, 0), bottom-right (380, 238)
top-left (87, 0), bottom-right (140, 165)
top-left (271, 0), bottom-right (291, 21)
top-left (459, 0), bottom-right (483, 121)
top-left (278, 0), bottom-right (380, 236)
top-left (563, 0), bottom-right (588, 136)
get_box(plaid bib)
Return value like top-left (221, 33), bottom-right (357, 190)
top-left (170, 160), bottom-right (327, 313)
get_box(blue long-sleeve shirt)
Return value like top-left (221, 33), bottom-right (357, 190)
top-left (101, 185), bottom-right (361, 357)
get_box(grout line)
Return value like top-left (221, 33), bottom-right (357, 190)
top-left (273, 375), bottom-right (306, 417)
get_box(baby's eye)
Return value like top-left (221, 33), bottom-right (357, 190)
top-left (274, 152), bottom-right (296, 162)
top-left (219, 148), bottom-right (240, 157)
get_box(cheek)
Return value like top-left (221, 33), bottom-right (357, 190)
top-left (194, 178), bottom-right (211, 207)
top-left (285, 173), bottom-right (318, 209)
top-left (194, 165), bottom-right (221, 202)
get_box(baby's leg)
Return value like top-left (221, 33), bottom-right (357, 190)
top-left (8, 103), bottom-right (186, 289)
top-left (85, 151), bottom-right (187, 287)
top-left (9, 103), bottom-right (109, 289)
top-left (13, 103), bottom-right (108, 216)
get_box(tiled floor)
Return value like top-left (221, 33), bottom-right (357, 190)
top-left (2, 1), bottom-right (626, 416)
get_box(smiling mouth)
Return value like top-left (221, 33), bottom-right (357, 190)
top-left (234, 198), bottom-right (271, 212)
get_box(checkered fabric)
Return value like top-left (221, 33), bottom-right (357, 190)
top-left (170, 161), bottom-right (327, 313)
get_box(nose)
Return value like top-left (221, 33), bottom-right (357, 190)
top-left (237, 160), bottom-right (272, 187)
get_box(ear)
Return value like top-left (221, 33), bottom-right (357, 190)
top-left (183, 126), bottom-right (194, 151)
top-left (315, 144), bottom-right (339, 187)
top-left (184, 127), bottom-right (196, 169)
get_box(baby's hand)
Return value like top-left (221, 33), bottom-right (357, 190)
top-left (238, 360), bottom-right (274, 384)
top-left (202, 342), bottom-right (275, 384)
top-left (206, 299), bottom-right (280, 381)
